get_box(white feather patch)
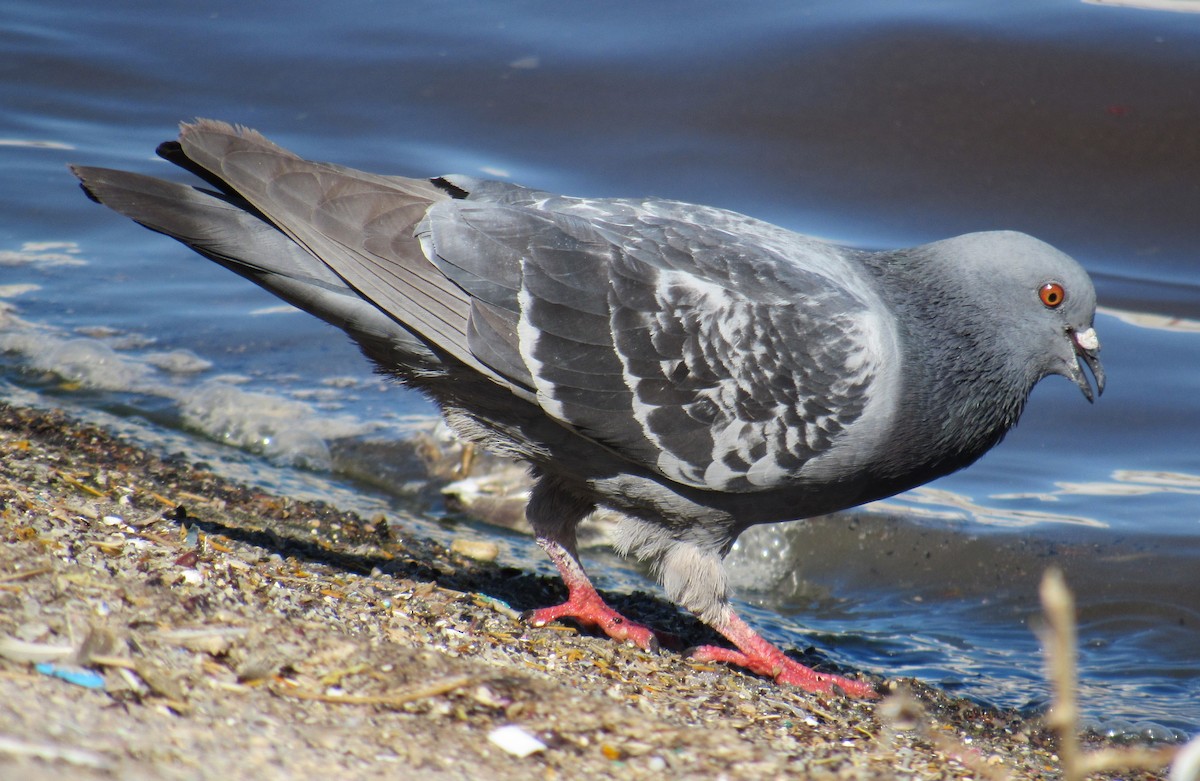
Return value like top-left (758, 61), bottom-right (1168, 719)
top-left (516, 260), bottom-right (566, 420)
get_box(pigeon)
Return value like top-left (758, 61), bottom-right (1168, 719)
top-left (72, 120), bottom-right (1104, 698)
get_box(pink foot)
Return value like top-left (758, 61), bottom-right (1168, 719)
top-left (526, 589), bottom-right (660, 651)
top-left (692, 613), bottom-right (878, 699)
top-left (528, 535), bottom-right (663, 651)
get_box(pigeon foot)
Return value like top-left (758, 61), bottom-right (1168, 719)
top-left (525, 590), bottom-right (660, 651)
top-left (692, 612), bottom-right (878, 698)
top-left (528, 535), bottom-right (661, 650)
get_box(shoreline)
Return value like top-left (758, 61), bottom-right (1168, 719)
top-left (0, 401), bottom-right (1176, 779)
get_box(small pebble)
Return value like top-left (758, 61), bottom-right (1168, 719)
top-left (450, 538), bottom-right (500, 562)
top-left (487, 725), bottom-right (547, 757)
top-left (1171, 733), bottom-right (1200, 781)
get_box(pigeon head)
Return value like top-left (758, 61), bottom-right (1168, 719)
top-left (920, 230), bottom-right (1104, 403)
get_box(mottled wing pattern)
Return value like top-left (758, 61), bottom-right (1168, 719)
top-left (424, 195), bottom-right (880, 491)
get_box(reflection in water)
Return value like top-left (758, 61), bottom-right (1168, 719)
top-left (0, 139), bottom-right (75, 150)
top-left (1083, 0), bottom-right (1200, 13)
top-left (866, 486), bottom-right (1106, 528)
top-left (872, 467), bottom-right (1200, 528)
top-left (1054, 470), bottom-right (1200, 497)
top-left (0, 298), bottom-right (402, 469)
top-left (0, 241), bottom-right (86, 268)
top-left (1100, 305), bottom-right (1200, 334)
top-left (993, 469), bottom-right (1200, 506)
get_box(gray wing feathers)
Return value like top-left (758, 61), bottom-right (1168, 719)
top-left (425, 197), bottom-right (881, 491)
top-left (79, 121), bottom-right (882, 492)
top-left (423, 203), bottom-right (630, 398)
top-left (607, 261), bottom-right (868, 489)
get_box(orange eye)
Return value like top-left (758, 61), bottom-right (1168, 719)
top-left (1039, 282), bottom-right (1065, 308)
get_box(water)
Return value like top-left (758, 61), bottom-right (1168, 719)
top-left (3, 0), bottom-right (1199, 737)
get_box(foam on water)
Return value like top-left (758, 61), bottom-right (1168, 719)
top-left (180, 382), bottom-right (363, 470)
top-left (0, 301), bottom-right (404, 470)
top-left (0, 241), bottom-right (86, 268)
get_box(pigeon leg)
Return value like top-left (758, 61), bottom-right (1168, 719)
top-left (691, 611), bottom-right (878, 698)
top-left (525, 537), bottom-right (661, 651)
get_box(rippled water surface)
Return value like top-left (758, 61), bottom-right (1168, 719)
top-left (3, 0), bottom-right (1199, 736)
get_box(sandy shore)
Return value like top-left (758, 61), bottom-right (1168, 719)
top-left (0, 402), bottom-right (1177, 780)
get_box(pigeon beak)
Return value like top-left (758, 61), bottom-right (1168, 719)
top-left (1068, 327), bottom-right (1104, 403)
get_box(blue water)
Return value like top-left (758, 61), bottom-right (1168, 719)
top-left (2, 0), bottom-right (1199, 737)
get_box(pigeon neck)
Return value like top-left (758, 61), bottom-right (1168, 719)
top-left (906, 336), bottom-right (1030, 470)
top-left (869, 251), bottom-right (1035, 481)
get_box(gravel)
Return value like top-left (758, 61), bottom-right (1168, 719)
top-left (0, 402), bottom-right (1174, 780)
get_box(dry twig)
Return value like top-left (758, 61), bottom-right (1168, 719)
top-left (271, 674), bottom-right (477, 707)
top-left (1039, 568), bottom-right (1176, 780)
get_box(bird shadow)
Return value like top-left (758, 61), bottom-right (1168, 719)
top-left (165, 501), bottom-right (863, 680)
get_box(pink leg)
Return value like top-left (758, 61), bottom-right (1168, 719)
top-left (525, 537), bottom-right (661, 651)
top-left (691, 611), bottom-right (878, 698)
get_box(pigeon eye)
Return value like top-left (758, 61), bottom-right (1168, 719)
top-left (1039, 282), bottom-right (1065, 308)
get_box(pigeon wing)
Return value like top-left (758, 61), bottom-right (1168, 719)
top-left (174, 121), bottom-right (507, 386)
top-left (426, 198), bottom-right (883, 492)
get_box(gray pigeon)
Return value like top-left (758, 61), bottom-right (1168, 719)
top-left (72, 120), bottom-right (1103, 698)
